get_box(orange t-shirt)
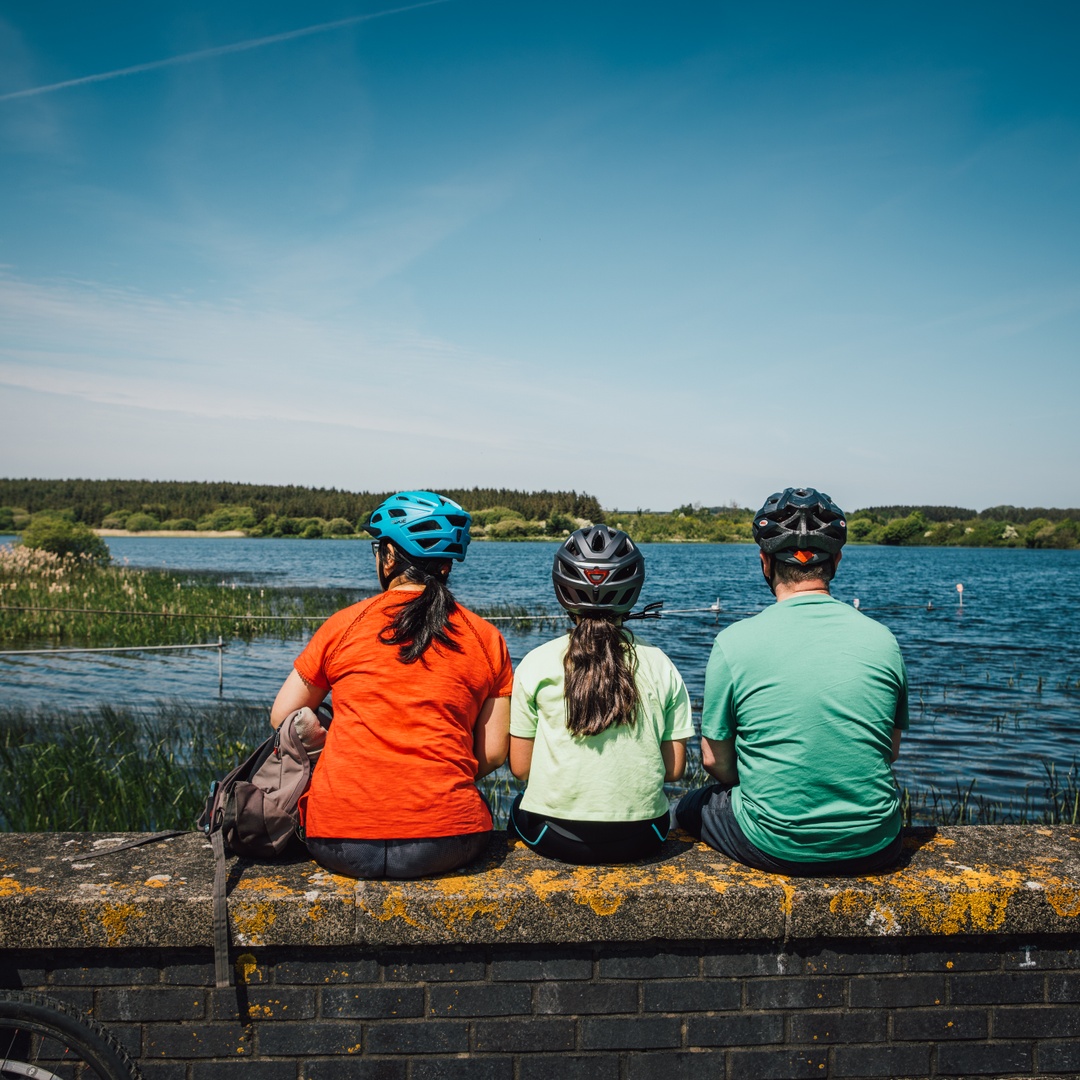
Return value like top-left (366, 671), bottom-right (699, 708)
top-left (294, 590), bottom-right (513, 840)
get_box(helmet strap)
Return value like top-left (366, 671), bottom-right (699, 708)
top-left (760, 552), bottom-right (777, 596)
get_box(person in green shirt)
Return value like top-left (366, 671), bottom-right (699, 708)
top-left (509, 526), bottom-right (694, 864)
top-left (677, 487), bottom-right (908, 875)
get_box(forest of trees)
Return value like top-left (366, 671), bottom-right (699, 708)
top-left (0, 480), bottom-right (602, 525)
top-left (0, 480), bottom-right (1076, 548)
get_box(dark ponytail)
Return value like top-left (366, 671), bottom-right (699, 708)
top-left (563, 614), bottom-right (639, 737)
top-left (377, 543), bottom-right (462, 664)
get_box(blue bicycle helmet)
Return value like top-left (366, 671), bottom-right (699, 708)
top-left (365, 491), bottom-right (472, 561)
top-left (752, 487), bottom-right (847, 567)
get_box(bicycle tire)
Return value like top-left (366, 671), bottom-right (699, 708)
top-left (0, 990), bottom-right (141, 1080)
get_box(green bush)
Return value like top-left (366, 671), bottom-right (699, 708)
top-left (160, 518), bottom-right (197, 531)
top-left (124, 512), bottom-right (160, 532)
top-left (878, 512), bottom-right (926, 546)
top-left (301, 521), bottom-right (324, 539)
top-left (31, 508), bottom-right (76, 524)
top-left (20, 517), bottom-right (110, 564)
top-left (545, 510), bottom-right (575, 535)
top-left (0, 508), bottom-right (15, 532)
top-left (325, 517), bottom-right (355, 536)
top-left (487, 517), bottom-right (544, 538)
top-left (197, 505), bottom-right (257, 532)
top-left (100, 510), bottom-right (132, 528)
top-left (472, 506), bottom-right (525, 527)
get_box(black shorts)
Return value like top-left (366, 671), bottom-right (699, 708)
top-left (676, 784), bottom-right (902, 876)
top-left (509, 792), bottom-right (670, 865)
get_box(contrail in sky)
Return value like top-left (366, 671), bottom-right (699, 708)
top-left (0, 0), bottom-right (449, 103)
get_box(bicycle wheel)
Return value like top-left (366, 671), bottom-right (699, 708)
top-left (0, 990), bottom-right (140, 1080)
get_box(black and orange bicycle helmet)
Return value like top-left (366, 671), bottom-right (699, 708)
top-left (752, 487), bottom-right (847, 567)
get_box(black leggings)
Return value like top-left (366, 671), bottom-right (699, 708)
top-left (509, 792), bottom-right (670, 865)
top-left (305, 831), bottom-right (492, 879)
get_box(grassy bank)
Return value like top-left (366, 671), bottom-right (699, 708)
top-left (0, 544), bottom-right (367, 647)
top-left (1, 702), bottom-right (1076, 833)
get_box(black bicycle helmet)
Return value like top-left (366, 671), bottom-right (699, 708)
top-left (552, 526), bottom-right (645, 616)
top-left (752, 487), bottom-right (847, 567)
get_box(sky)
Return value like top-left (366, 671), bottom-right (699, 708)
top-left (1, 1), bottom-right (1078, 512)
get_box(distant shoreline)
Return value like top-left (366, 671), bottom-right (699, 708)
top-left (94, 528), bottom-right (246, 539)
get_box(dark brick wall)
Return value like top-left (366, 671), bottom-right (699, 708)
top-left (3, 936), bottom-right (1079, 1079)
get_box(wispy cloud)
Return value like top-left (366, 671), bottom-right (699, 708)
top-left (0, 1), bottom-right (448, 103)
top-left (0, 272), bottom-right (531, 443)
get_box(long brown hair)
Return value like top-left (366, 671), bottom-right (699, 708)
top-left (377, 541), bottom-right (462, 664)
top-left (563, 613), bottom-right (639, 736)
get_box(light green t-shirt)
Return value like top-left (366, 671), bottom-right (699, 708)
top-left (701, 594), bottom-right (909, 862)
top-left (511, 633), bottom-right (694, 822)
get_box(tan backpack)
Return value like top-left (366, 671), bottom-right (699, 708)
top-left (198, 705), bottom-right (330, 986)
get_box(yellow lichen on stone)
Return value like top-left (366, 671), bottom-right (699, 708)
top-left (522, 867), bottom-right (571, 902)
top-left (231, 901), bottom-right (278, 944)
top-left (98, 902), bottom-right (145, 945)
top-left (829, 890), bottom-right (899, 934)
top-left (235, 953), bottom-right (263, 984)
top-left (234, 876), bottom-right (300, 899)
top-left (0, 876), bottom-right (42, 898)
top-left (1046, 888), bottom-right (1080, 917)
top-left (362, 889), bottom-right (422, 927)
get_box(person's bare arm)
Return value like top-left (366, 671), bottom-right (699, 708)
top-left (891, 727), bottom-right (902, 763)
top-left (701, 736), bottom-right (738, 785)
top-left (473, 696), bottom-right (511, 778)
top-left (270, 670), bottom-right (326, 729)
top-left (661, 739), bottom-right (687, 781)
top-left (509, 735), bottom-right (534, 781)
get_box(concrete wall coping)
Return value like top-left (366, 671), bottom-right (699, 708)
top-left (2, 825), bottom-right (1078, 951)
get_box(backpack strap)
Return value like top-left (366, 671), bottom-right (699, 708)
top-left (211, 828), bottom-right (232, 988)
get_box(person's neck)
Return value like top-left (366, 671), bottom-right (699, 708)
top-left (773, 579), bottom-right (831, 602)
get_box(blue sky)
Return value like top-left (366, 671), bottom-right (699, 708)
top-left (1, 1), bottom-right (1077, 512)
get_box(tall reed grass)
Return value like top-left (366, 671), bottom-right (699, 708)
top-left (0, 545), bottom-right (365, 648)
top-left (2, 701), bottom-right (1076, 834)
top-left (0, 702), bottom-right (265, 831)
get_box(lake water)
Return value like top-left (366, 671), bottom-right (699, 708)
top-left (3, 537), bottom-right (1079, 812)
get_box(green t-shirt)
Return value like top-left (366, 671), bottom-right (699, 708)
top-left (511, 633), bottom-right (694, 822)
top-left (701, 594), bottom-right (909, 862)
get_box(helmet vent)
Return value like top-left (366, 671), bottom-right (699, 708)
top-left (387, 508), bottom-right (407, 519)
top-left (446, 515), bottom-right (468, 527)
top-left (408, 519), bottom-right (442, 533)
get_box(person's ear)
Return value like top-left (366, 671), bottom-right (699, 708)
top-left (381, 544), bottom-right (397, 575)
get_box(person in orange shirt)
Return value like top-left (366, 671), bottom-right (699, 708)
top-left (270, 491), bottom-right (513, 878)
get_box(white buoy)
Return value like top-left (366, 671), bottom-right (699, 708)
top-left (956, 583), bottom-right (964, 609)
top-left (853, 598), bottom-right (860, 609)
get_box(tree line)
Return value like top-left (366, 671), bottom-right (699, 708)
top-left (0, 479), bottom-right (604, 530)
top-left (1, 481), bottom-right (1076, 549)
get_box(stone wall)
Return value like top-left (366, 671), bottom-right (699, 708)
top-left (2, 825), bottom-right (1079, 1079)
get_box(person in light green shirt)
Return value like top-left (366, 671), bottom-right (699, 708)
top-left (509, 526), bottom-right (693, 864)
top-left (677, 487), bottom-right (908, 875)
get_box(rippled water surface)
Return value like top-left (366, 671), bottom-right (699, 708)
top-left (3, 538), bottom-right (1078, 810)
